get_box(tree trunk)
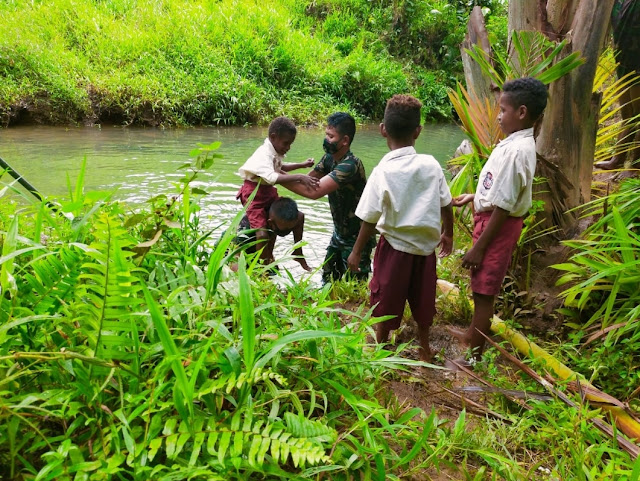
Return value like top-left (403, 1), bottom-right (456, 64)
top-left (461, 6), bottom-right (497, 100)
top-left (508, 0), bottom-right (614, 237)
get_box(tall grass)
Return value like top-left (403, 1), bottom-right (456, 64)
top-left (0, 0), bottom-right (507, 127)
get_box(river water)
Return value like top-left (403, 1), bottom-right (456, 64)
top-left (1, 124), bottom-right (464, 278)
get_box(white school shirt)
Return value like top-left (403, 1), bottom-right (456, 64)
top-left (474, 128), bottom-right (536, 218)
top-left (237, 138), bottom-right (283, 185)
top-left (356, 146), bottom-right (452, 256)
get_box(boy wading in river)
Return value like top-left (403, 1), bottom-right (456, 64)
top-left (236, 116), bottom-right (318, 268)
top-left (347, 94), bottom-right (454, 361)
top-left (447, 77), bottom-right (548, 366)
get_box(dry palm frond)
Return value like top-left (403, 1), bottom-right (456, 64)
top-left (593, 49), bottom-right (640, 163)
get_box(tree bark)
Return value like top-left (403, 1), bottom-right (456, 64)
top-left (508, 0), bottom-right (615, 237)
top-left (461, 6), bottom-right (497, 100)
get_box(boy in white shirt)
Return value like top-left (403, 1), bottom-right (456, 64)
top-left (347, 95), bottom-right (454, 361)
top-left (448, 77), bottom-right (548, 363)
top-left (237, 116), bottom-right (318, 264)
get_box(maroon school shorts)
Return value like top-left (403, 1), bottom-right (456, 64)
top-left (470, 211), bottom-right (523, 296)
top-left (370, 236), bottom-right (437, 331)
top-left (236, 180), bottom-right (279, 230)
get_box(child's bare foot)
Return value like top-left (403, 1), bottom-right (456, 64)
top-left (446, 326), bottom-right (471, 346)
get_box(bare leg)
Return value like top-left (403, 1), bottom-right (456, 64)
top-left (446, 292), bottom-right (494, 360)
top-left (468, 292), bottom-right (495, 361)
top-left (416, 327), bottom-right (433, 362)
top-left (376, 323), bottom-right (391, 344)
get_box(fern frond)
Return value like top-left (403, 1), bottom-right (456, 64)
top-left (20, 247), bottom-right (84, 315)
top-left (148, 412), bottom-right (332, 470)
top-left (74, 213), bottom-right (146, 371)
top-left (199, 367), bottom-right (287, 397)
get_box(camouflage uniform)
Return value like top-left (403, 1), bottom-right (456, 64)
top-left (612, 0), bottom-right (640, 76)
top-left (313, 151), bottom-right (375, 283)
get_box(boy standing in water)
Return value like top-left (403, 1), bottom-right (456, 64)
top-left (236, 197), bottom-right (311, 270)
top-left (237, 116), bottom-right (318, 265)
top-left (448, 77), bottom-right (548, 363)
top-left (347, 95), bottom-right (454, 361)
top-left (284, 112), bottom-right (375, 283)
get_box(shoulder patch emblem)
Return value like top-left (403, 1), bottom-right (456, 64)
top-left (482, 171), bottom-right (493, 190)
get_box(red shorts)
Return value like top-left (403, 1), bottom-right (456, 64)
top-left (370, 236), bottom-right (437, 331)
top-left (470, 211), bottom-right (523, 296)
top-left (236, 180), bottom-right (279, 230)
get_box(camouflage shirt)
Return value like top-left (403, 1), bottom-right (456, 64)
top-left (313, 150), bottom-right (367, 243)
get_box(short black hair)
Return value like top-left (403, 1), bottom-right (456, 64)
top-left (327, 112), bottom-right (356, 144)
top-left (268, 116), bottom-right (297, 138)
top-left (383, 94), bottom-right (422, 140)
top-left (501, 77), bottom-right (548, 121)
top-left (269, 197), bottom-right (298, 223)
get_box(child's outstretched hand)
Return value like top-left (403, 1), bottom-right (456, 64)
top-left (452, 193), bottom-right (475, 207)
top-left (438, 234), bottom-right (453, 257)
top-left (298, 174), bottom-right (320, 190)
top-left (302, 158), bottom-right (315, 168)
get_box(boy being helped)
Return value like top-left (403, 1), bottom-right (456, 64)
top-left (236, 197), bottom-right (310, 270)
top-left (283, 112), bottom-right (376, 283)
top-left (347, 95), bottom-right (454, 361)
top-left (447, 77), bottom-right (548, 363)
top-left (237, 116), bottom-right (318, 267)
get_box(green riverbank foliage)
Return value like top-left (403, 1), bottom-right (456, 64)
top-left (0, 0), bottom-right (506, 127)
top-left (2, 143), bottom-right (640, 479)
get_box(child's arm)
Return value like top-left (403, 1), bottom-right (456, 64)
top-left (462, 207), bottom-right (510, 269)
top-left (438, 202), bottom-right (454, 257)
top-left (347, 221), bottom-right (377, 272)
top-left (281, 158), bottom-right (315, 172)
top-left (291, 212), bottom-right (311, 271)
top-left (275, 172), bottom-right (320, 190)
top-left (283, 175), bottom-right (338, 200)
top-left (452, 193), bottom-right (475, 207)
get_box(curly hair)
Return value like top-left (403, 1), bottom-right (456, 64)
top-left (327, 112), bottom-right (356, 144)
top-left (383, 94), bottom-right (422, 139)
top-left (268, 116), bottom-right (297, 138)
top-left (502, 77), bottom-right (548, 121)
top-left (270, 197), bottom-right (299, 223)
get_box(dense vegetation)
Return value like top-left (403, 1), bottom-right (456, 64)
top-left (0, 0), bottom-right (506, 127)
top-left (1, 141), bottom-right (639, 479)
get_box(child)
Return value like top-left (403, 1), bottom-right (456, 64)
top-left (283, 112), bottom-right (376, 283)
top-left (236, 197), bottom-right (311, 271)
top-left (447, 77), bottom-right (548, 363)
top-left (347, 95), bottom-right (454, 361)
top-left (237, 116), bottom-right (318, 262)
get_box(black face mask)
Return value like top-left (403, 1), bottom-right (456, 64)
top-left (323, 137), bottom-right (340, 154)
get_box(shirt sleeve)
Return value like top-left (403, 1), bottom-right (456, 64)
top-left (238, 148), bottom-right (279, 185)
top-left (483, 148), bottom-right (524, 212)
top-left (438, 168), bottom-right (453, 207)
top-left (313, 155), bottom-right (330, 176)
top-left (328, 157), bottom-right (358, 186)
top-left (355, 169), bottom-right (383, 224)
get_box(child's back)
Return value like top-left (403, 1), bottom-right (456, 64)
top-left (348, 94), bottom-right (454, 362)
top-left (358, 147), bottom-right (450, 256)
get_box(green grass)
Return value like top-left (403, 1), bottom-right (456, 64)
top-left (0, 0), bottom-right (507, 127)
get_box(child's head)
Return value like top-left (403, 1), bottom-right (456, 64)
top-left (499, 77), bottom-right (548, 135)
top-left (324, 112), bottom-right (356, 153)
top-left (381, 94), bottom-right (422, 144)
top-left (267, 197), bottom-right (299, 237)
top-left (268, 117), bottom-right (297, 155)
